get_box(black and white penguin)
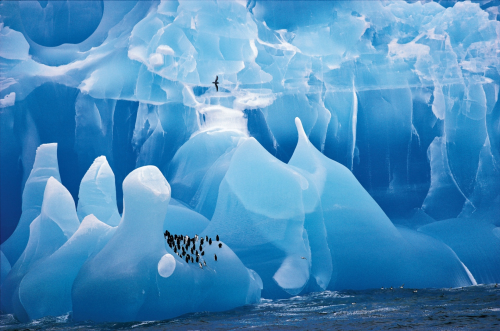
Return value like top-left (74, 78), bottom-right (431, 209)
top-left (199, 262), bottom-right (203, 269)
top-left (216, 235), bottom-right (219, 241)
top-left (206, 235), bottom-right (208, 241)
top-left (201, 251), bottom-right (205, 256)
top-left (185, 256), bottom-right (189, 263)
top-left (209, 238), bottom-right (212, 245)
top-left (199, 244), bottom-right (203, 251)
top-left (201, 238), bottom-right (204, 245)
top-left (214, 254), bottom-right (217, 261)
top-left (196, 256), bottom-right (199, 263)
top-left (218, 243), bottom-right (222, 248)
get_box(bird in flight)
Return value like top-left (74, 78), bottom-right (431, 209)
top-left (212, 75), bottom-right (219, 92)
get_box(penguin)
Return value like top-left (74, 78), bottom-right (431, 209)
top-left (191, 256), bottom-right (194, 263)
top-left (390, 286), bottom-right (393, 290)
top-left (199, 244), bottom-right (203, 251)
top-left (199, 262), bottom-right (203, 269)
top-left (209, 238), bottom-right (212, 245)
top-left (400, 284), bottom-right (404, 289)
top-left (201, 251), bottom-right (205, 256)
top-left (163, 230), bottom-right (168, 239)
top-left (195, 234), bottom-right (199, 241)
top-left (201, 238), bottom-right (204, 245)
top-left (174, 247), bottom-right (177, 254)
top-left (185, 256), bottom-right (189, 263)
top-left (216, 235), bottom-right (219, 241)
top-left (204, 261), bottom-right (207, 266)
top-left (196, 256), bottom-right (199, 263)
top-left (214, 254), bottom-right (217, 261)
top-left (206, 235), bottom-right (208, 241)
top-left (218, 243), bottom-right (222, 248)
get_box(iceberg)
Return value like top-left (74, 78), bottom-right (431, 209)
top-left (1, 177), bottom-right (80, 318)
top-left (17, 215), bottom-right (115, 321)
top-left (0, 0), bottom-right (499, 323)
top-left (72, 166), bottom-right (261, 322)
top-left (76, 156), bottom-right (121, 226)
top-left (1, 143), bottom-right (61, 266)
top-left (205, 118), bottom-right (472, 297)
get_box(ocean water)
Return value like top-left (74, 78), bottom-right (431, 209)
top-left (1, 285), bottom-right (499, 330)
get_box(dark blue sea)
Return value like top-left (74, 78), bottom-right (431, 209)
top-left (1, 285), bottom-right (499, 330)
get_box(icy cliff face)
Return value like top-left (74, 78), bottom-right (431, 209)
top-left (0, 0), bottom-right (499, 322)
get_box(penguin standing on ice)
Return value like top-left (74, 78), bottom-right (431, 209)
top-left (209, 238), bottom-right (212, 245)
top-left (214, 254), bottom-right (217, 261)
top-left (218, 243), bottom-right (222, 248)
top-left (216, 235), bottom-right (219, 241)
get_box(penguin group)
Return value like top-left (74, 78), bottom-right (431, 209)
top-left (163, 230), bottom-right (224, 267)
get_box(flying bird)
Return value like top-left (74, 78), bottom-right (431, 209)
top-left (212, 76), bottom-right (219, 92)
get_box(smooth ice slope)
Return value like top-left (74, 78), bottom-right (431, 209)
top-left (1, 143), bottom-right (61, 266)
top-left (77, 156), bottom-right (121, 226)
top-left (0, 250), bottom-right (11, 286)
top-left (168, 129), bottom-right (245, 209)
top-left (72, 166), bottom-right (261, 322)
top-left (205, 136), bottom-right (311, 298)
top-left (163, 199), bottom-right (209, 237)
top-left (419, 218), bottom-right (500, 284)
top-left (205, 118), bottom-right (473, 298)
top-left (17, 215), bottom-right (115, 321)
top-left (289, 118), bottom-right (473, 290)
top-left (1, 177), bottom-right (80, 319)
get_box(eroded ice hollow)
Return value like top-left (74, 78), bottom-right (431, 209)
top-left (1, 0), bottom-right (500, 324)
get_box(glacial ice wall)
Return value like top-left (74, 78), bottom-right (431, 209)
top-left (1, 0), bottom-right (499, 240)
top-left (1, 0), bottom-right (500, 322)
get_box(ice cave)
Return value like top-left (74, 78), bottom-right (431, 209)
top-left (0, 0), bottom-right (499, 325)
